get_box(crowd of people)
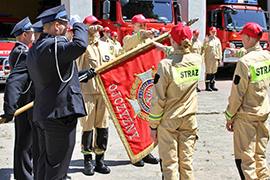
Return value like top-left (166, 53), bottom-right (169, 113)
top-left (1, 4), bottom-right (270, 180)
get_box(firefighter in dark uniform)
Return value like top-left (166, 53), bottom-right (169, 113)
top-left (1, 17), bottom-right (35, 180)
top-left (225, 22), bottom-right (270, 180)
top-left (26, 5), bottom-right (95, 179)
top-left (32, 20), bottom-right (43, 41)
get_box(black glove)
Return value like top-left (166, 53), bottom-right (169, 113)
top-left (0, 114), bottom-right (13, 123)
top-left (78, 68), bottom-right (97, 83)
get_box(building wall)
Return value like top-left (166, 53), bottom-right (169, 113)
top-left (188, 0), bottom-right (207, 81)
top-left (62, 0), bottom-right (92, 21)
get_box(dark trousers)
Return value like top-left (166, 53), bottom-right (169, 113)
top-left (14, 111), bottom-right (33, 180)
top-left (34, 115), bottom-right (77, 180)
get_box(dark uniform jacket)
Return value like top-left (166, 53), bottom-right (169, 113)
top-left (4, 42), bottom-right (32, 115)
top-left (27, 23), bottom-right (88, 121)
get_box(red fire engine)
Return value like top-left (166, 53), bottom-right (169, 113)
top-left (0, 15), bottom-right (20, 83)
top-left (92, 0), bottom-right (183, 44)
top-left (206, 0), bottom-right (269, 67)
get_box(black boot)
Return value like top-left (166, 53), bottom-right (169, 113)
top-left (210, 74), bottom-right (218, 91)
top-left (143, 153), bottom-right (159, 164)
top-left (133, 159), bottom-right (145, 167)
top-left (83, 154), bottom-right (95, 175)
top-left (95, 154), bottom-right (111, 174)
top-left (205, 74), bottom-right (212, 91)
top-left (81, 131), bottom-right (94, 175)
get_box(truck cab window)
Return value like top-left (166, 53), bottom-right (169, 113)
top-left (225, 9), bottom-right (267, 32)
top-left (121, 0), bottom-right (172, 23)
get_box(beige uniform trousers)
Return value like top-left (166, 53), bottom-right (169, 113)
top-left (158, 114), bottom-right (197, 180)
top-left (80, 94), bottom-right (109, 152)
top-left (205, 58), bottom-right (218, 74)
top-left (234, 116), bottom-right (269, 180)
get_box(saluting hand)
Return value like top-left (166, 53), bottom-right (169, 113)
top-left (204, 35), bottom-right (209, 44)
top-left (146, 28), bottom-right (158, 38)
top-left (88, 25), bottom-right (104, 34)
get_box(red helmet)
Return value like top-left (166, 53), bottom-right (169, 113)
top-left (169, 23), bottom-right (192, 45)
top-left (67, 26), bottom-right (73, 31)
top-left (83, 15), bottom-right (102, 25)
top-left (103, 27), bottom-right (111, 32)
top-left (209, 26), bottom-right (217, 32)
top-left (193, 29), bottom-right (199, 34)
top-left (131, 14), bottom-right (149, 24)
top-left (237, 22), bottom-right (263, 39)
top-left (111, 31), bottom-right (118, 37)
top-left (159, 27), bottom-right (166, 32)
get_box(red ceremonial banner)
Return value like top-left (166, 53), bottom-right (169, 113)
top-left (96, 34), bottom-right (170, 163)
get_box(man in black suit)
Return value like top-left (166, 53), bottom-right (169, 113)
top-left (3, 16), bottom-right (35, 180)
top-left (26, 5), bottom-right (94, 180)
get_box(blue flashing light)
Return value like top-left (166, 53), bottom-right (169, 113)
top-left (246, 1), bottom-right (258, 5)
top-left (224, 0), bottom-right (258, 5)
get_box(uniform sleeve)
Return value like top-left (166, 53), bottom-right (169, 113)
top-left (76, 50), bottom-right (86, 71)
top-left (123, 30), bottom-right (149, 52)
top-left (149, 61), bottom-right (169, 128)
top-left (4, 55), bottom-right (29, 115)
top-left (123, 34), bottom-right (140, 52)
top-left (218, 38), bottom-right (222, 60)
top-left (56, 22), bottom-right (88, 64)
top-left (225, 60), bottom-right (249, 122)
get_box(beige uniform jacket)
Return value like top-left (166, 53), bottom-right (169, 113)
top-left (77, 38), bottom-right (112, 95)
top-left (204, 36), bottom-right (222, 61)
top-left (100, 36), bottom-right (116, 59)
top-left (111, 39), bottom-right (123, 57)
top-left (190, 38), bottom-right (204, 56)
top-left (225, 46), bottom-right (270, 122)
top-left (149, 49), bottom-right (203, 128)
top-left (123, 29), bottom-right (152, 52)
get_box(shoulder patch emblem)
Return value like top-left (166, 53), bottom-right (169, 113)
top-left (234, 75), bottom-right (241, 85)
top-left (154, 74), bottom-right (160, 84)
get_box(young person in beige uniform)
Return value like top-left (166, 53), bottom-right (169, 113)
top-left (190, 29), bottom-right (204, 92)
top-left (110, 31), bottom-right (123, 57)
top-left (225, 22), bottom-right (270, 180)
top-left (149, 23), bottom-right (202, 180)
top-left (100, 26), bottom-right (116, 59)
top-left (77, 15), bottom-right (111, 175)
top-left (122, 13), bottom-right (159, 167)
top-left (203, 26), bottom-right (222, 91)
top-left (122, 14), bottom-right (157, 52)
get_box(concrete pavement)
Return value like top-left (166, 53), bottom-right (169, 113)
top-left (1, 80), bottom-right (270, 180)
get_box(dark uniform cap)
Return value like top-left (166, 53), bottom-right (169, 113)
top-left (32, 20), bottom-right (43, 33)
top-left (37, 4), bottom-right (70, 24)
top-left (10, 16), bottom-right (33, 37)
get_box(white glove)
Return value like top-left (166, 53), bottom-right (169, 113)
top-left (70, 15), bottom-right (81, 26)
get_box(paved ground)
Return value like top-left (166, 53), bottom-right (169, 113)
top-left (1, 79), bottom-right (270, 180)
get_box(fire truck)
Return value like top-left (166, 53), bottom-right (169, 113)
top-left (0, 15), bottom-right (19, 84)
top-left (206, 0), bottom-right (269, 67)
top-left (92, 0), bottom-right (183, 44)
